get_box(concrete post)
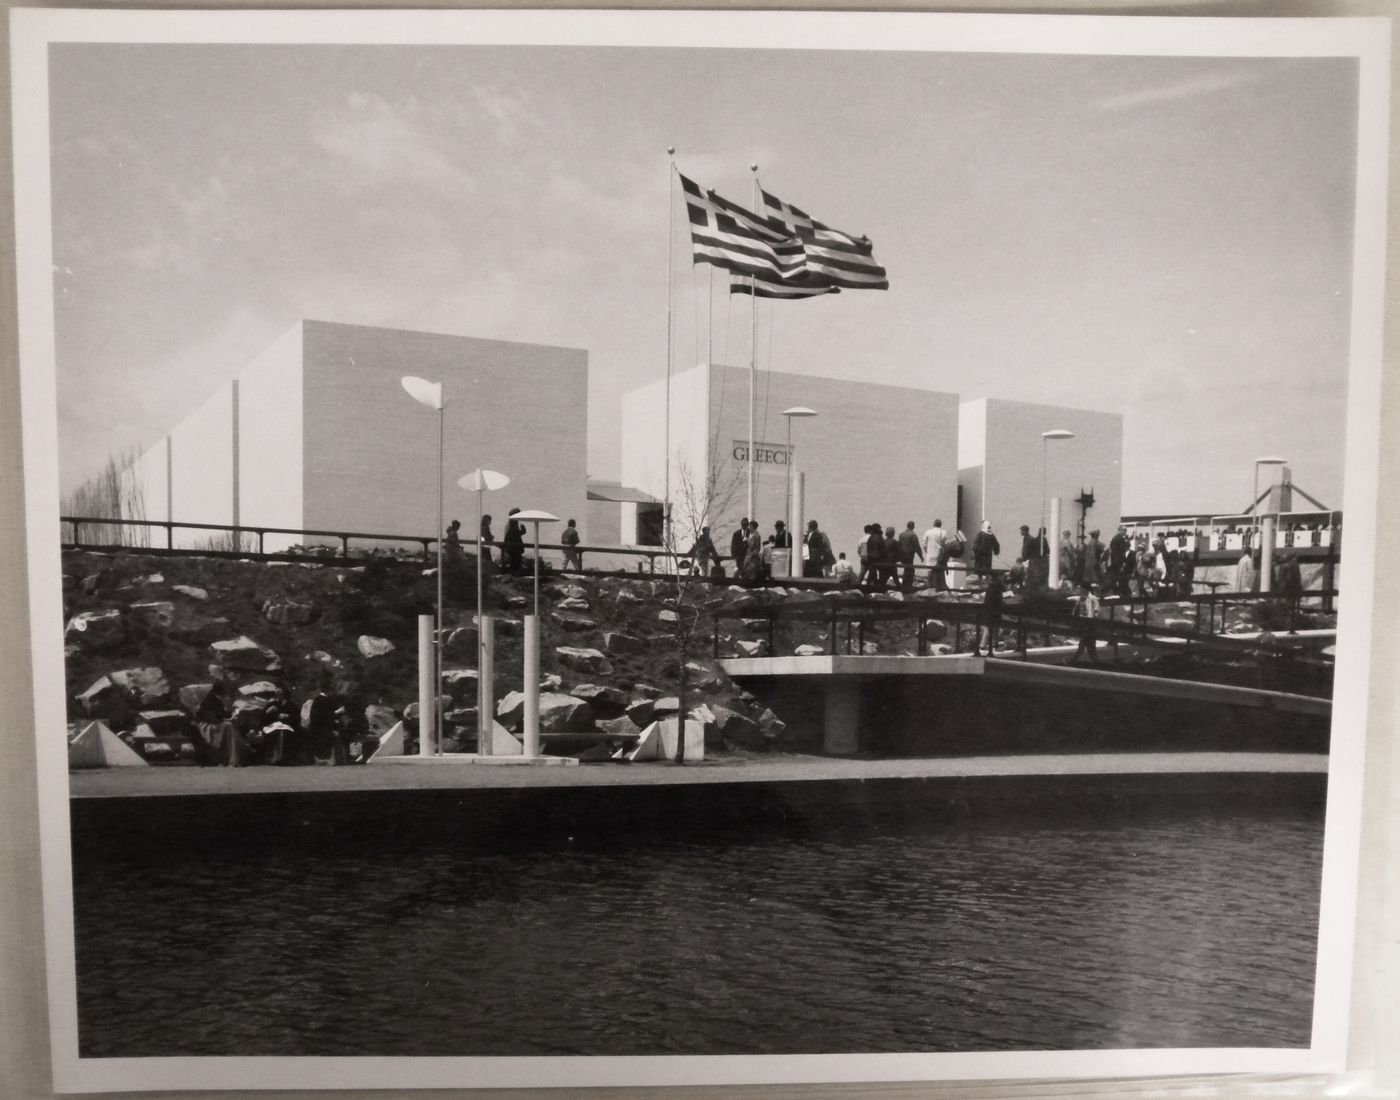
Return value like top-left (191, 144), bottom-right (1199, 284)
top-left (823, 679), bottom-right (861, 755)
top-left (417, 615), bottom-right (435, 756)
top-left (479, 616), bottom-right (495, 755)
top-left (1049, 497), bottom-right (1062, 589)
top-left (523, 614), bottom-right (540, 757)
top-left (1260, 514), bottom-right (1276, 594)
top-left (789, 471), bottom-right (806, 579)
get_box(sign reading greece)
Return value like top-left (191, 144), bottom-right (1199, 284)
top-left (731, 440), bottom-right (792, 467)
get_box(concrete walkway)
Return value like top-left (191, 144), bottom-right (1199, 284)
top-left (68, 751), bottom-right (1327, 799)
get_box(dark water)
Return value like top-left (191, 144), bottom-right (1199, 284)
top-left (72, 792), bottom-right (1323, 1057)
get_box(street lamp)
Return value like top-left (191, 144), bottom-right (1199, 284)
top-left (782, 406), bottom-right (817, 539)
top-left (1041, 430), bottom-right (1074, 530)
top-left (401, 376), bottom-right (445, 753)
top-left (458, 469), bottom-right (509, 756)
top-left (1252, 455), bottom-right (1288, 516)
top-left (511, 509), bottom-right (561, 759)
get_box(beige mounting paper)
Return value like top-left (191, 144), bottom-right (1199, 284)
top-left (9, 7), bottom-right (1393, 1094)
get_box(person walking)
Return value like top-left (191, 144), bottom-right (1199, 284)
top-left (897, 520), bottom-right (924, 592)
top-left (973, 571), bottom-right (1005, 655)
top-left (1108, 525), bottom-right (1131, 598)
top-left (1058, 529), bottom-right (1078, 587)
top-left (743, 521), bottom-right (764, 584)
top-left (1020, 524), bottom-right (1049, 589)
top-left (689, 526), bottom-right (722, 576)
top-left (1070, 582), bottom-right (1101, 664)
top-left (730, 519), bottom-right (750, 574)
top-left (1081, 529), bottom-right (1104, 587)
top-left (560, 518), bottom-right (583, 571)
top-left (971, 520), bottom-right (1000, 578)
top-left (804, 519), bottom-right (834, 579)
top-left (857, 524), bottom-right (875, 588)
top-left (479, 514), bottom-right (496, 568)
top-left (923, 519), bottom-right (952, 592)
top-left (502, 508), bottom-right (526, 575)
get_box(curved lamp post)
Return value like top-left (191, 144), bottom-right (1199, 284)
top-left (511, 509), bottom-right (561, 758)
top-left (1253, 455), bottom-right (1288, 516)
top-left (1042, 430), bottom-right (1074, 588)
top-left (781, 407), bottom-right (818, 531)
top-left (458, 469), bottom-right (509, 755)
top-left (401, 376), bottom-right (445, 753)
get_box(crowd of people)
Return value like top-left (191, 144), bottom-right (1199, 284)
top-left (173, 677), bottom-right (372, 767)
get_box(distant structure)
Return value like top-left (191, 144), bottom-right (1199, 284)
top-left (621, 363), bottom-right (960, 555)
top-left (131, 320), bottom-right (589, 552)
top-left (958, 398), bottom-right (1124, 555)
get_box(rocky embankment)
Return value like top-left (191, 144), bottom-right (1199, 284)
top-left (60, 550), bottom-right (883, 761)
top-left (61, 550), bottom-right (1336, 763)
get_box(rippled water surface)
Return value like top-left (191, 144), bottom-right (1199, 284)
top-left (73, 799), bottom-right (1322, 1056)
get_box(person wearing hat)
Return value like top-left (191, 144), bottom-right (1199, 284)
top-left (503, 507), bottom-right (526, 574)
top-left (1081, 528), bottom-right (1104, 587)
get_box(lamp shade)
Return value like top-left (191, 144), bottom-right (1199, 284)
top-left (400, 376), bottom-right (443, 410)
top-left (781, 406), bottom-right (818, 418)
top-left (512, 510), bottom-right (560, 524)
top-left (458, 469), bottom-right (510, 492)
top-left (1042, 429), bottom-right (1075, 440)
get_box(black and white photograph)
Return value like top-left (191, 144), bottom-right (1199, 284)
top-left (9, 9), bottom-right (1392, 1093)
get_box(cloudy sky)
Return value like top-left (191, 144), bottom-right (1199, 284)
top-left (47, 37), bottom-right (1359, 513)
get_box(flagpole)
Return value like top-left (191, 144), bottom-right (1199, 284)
top-left (748, 162), bottom-right (759, 524)
top-left (664, 147), bottom-right (676, 552)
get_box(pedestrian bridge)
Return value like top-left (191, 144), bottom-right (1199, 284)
top-left (717, 653), bottom-right (1331, 756)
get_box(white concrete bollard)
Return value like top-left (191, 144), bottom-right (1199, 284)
top-left (523, 614), bottom-right (540, 758)
top-left (789, 470), bottom-right (806, 579)
top-left (479, 616), bottom-right (495, 756)
top-left (417, 614), bottom-right (435, 756)
top-left (1260, 514), bottom-right (1276, 594)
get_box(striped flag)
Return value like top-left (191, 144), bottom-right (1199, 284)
top-left (760, 187), bottom-right (889, 291)
top-left (730, 272), bottom-right (840, 299)
top-left (679, 173), bottom-right (804, 280)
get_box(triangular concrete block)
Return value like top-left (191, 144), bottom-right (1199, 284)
top-left (69, 721), bottom-right (147, 768)
top-left (367, 721), bottom-right (406, 761)
top-left (628, 721), bottom-right (663, 761)
top-left (490, 721), bottom-right (523, 755)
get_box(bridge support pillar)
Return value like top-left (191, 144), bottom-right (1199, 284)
top-left (823, 678), bottom-right (861, 756)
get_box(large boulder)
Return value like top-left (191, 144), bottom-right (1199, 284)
top-left (129, 601), bottom-right (176, 630)
top-left (65, 609), bottom-right (124, 649)
top-left (657, 609), bottom-right (680, 624)
top-left (550, 612), bottom-right (597, 633)
top-left (794, 644), bottom-right (825, 657)
top-left (171, 584), bottom-right (209, 601)
top-left (262, 599), bottom-right (318, 625)
top-left (757, 707), bottom-right (787, 739)
top-left (211, 635), bottom-right (282, 673)
top-left (177, 683), bottom-right (217, 715)
top-left (625, 697), bottom-right (655, 728)
top-left (364, 704), bottom-right (399, 735)
top-left (920, 620), bottom-right (950, 643)
top-left (357, 635), bottom-right (395, 659)
top-left (710, 704), bottom-right (765, 750)
top-left (736, 639), bottom-right (769, 658)
top-left (109, 667), bottom-right (171, 707)
top-left (684, 661), bottom-right (725, 691)
top-left (441, 668), bottom-right (479, 689)
top-left (597, 716), bottom-right (643, 737)
top-left (556, 597), bottom-right (591, 612)
top-left (603, 631), bottom-right (646, 655)
top-left (305, 650), bottom-right (343, 670)
top-left (569, 683), bottom-right (627, 716)
top-left (556, 647), bottom-right (612, 676)
top-left (75, 676), bottom-right (128, 721)
top-left (496, 691), bottom-right (595, 733)
top-left (652, 696), bottom-right (680, 715)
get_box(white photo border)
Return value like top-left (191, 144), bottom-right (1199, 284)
top-left (10, 8), bottom-right (1392, 1093)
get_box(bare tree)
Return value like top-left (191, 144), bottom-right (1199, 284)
top-left (661, 454), bottom-right (745, 764)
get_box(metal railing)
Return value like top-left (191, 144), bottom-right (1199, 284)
top-left (712, 589), bottom-right (1338, 662)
